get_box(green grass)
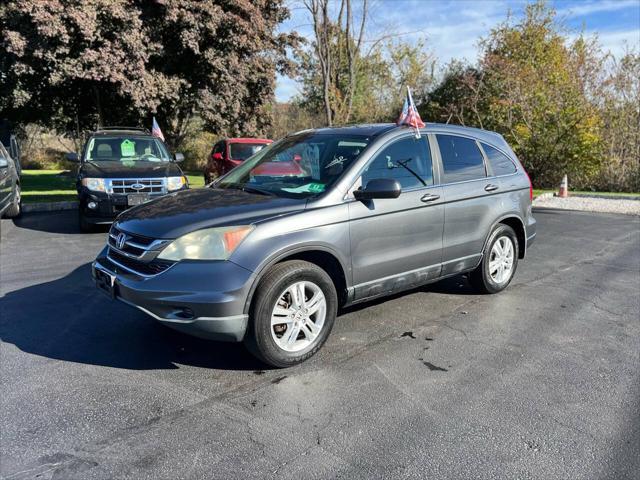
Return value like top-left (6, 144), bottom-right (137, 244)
top-left (21, 169), bottom-right (207, 204)
top-left (21, 170), bottom-right (77, 203)
top-left (186, 172), bottom-right (205, 188)
top-left (20, 170), bottom-right (638, 204)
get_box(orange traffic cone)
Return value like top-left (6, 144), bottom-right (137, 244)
top-left (558, 174), bottom-right (568, 198)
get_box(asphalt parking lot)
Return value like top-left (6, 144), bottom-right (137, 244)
top-left (1, 208), bottom-right (638, 480)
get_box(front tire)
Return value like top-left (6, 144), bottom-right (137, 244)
top-left (245, 260), bottom-right (338, 368)
top-left (471, 224), bottom-right (519, 294)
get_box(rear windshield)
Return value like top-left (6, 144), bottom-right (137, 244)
top-left (229, 142), bottom-right (270, 161)
top-left (84, 136), bottom-right (171, 162)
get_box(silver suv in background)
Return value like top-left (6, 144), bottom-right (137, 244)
top-left (93, 123), bottom-right (536, 367)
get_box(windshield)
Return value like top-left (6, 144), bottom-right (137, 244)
top-left (84, 136), bottom-right (171, 162)
top-left (229, 142), bottom-right (270, 161)
top-left (216, 132), bottom-right (371, 198)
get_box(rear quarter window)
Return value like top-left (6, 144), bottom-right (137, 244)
top-left (482, 143), bottom-right (517, 176)
top-left (436, 134), bottom-right (486, 183)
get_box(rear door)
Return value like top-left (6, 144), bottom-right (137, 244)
top-left (434, 133), bottom-right (497, 276)
top-left (348, 134), bottom-right (444, 300)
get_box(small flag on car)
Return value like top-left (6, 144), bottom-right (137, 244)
top-left (151, 117), bottom-right (165, 142)
top-left (396, 86), bottom-right (425, 138)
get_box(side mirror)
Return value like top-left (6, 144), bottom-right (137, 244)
top-left (174, 152), bottom-right (185, 162)
top-left (66, 152), bottom-right (79, 162)
top-left (353, 178), bottom-right (402, 201)
top-left (212, 152), bottom-right (223, 161)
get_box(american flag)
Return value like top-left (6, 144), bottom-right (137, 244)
top-left (396, 86), bottom-right (425, 137)
top-left (151, 117), bottom-right (165, 142)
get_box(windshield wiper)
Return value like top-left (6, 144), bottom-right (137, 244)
top-left (391, 158), bottom-right (427, 187)
top-left (242, 185), bottom-right (276, 196)
top-left (222, 183), bottom-right (275, 196)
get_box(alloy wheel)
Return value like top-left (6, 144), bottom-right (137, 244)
top-left (270, 281), bottom-right (327, 352)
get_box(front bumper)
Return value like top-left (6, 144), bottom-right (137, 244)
top-left (79, 187), bottom-right (188, 223)
top-left (92, 249), bottom-right (254, 342)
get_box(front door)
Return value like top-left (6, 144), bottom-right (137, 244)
top-left (348, 134), bottom-right (444, 301)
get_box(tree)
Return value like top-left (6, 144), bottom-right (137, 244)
top-left (301, 0), bottom-right (367, 125)
top-left (297, 15), bottom-right (435, 126)
top-left (425, 1), bottom-right (606, 189)
top-left (598, 53), bottom-right (640, 191)
top-left (0, 0), bottom-right (298, 146)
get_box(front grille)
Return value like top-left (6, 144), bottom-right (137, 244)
top-left (108, 178), bottom-right (166, 194)
top-left (110, 226), bottom-right (155, 247)
top-left (108, 225), bottom-right (156, 257)
top-left (107, 248), bottom-right (174, 276)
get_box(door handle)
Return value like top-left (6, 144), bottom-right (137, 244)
top-left (420, 193), bottom-right (440, 202)
top-left (484, 184), bottom-right (499, 192)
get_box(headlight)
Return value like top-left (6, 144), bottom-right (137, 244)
top-left (157, 226), bottom-right (253, 261)
top-left (167, 176), bottom-right (187, 191)
top-left (81, 178), bottom-right (106, 192)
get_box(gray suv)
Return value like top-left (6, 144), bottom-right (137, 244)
top-left (92, 123), bottom-right (536, 367)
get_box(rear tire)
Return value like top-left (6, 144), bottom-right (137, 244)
top-left (3, 184), bottom-right (21, 219)
top-left (471, 224), bottom-right (519, 294)
top-left (245, 260), bottom-right (337, 368)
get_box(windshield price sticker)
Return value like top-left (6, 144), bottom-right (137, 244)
top-left (121, 139), bottom-right (136, 157)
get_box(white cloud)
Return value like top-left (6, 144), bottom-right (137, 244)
top-left (556, 0), bottom-right (640, 18)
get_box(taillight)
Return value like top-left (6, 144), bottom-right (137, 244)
top-left (523, 169), bottom-right (533, 201)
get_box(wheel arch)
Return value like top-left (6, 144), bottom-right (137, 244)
top-left (243, 246), bottom-right (350, 315)
top-left (488, 214), bottom-right (526, 259)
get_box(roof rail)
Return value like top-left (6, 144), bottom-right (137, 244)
top-left (94, 126), bottom-right (150, 134)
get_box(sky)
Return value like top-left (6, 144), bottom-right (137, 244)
top-left (275, 0), bottom-right (640, 102)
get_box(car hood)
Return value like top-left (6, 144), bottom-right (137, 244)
top-left (115, 187), bottom-right (307, 239)
top-left (80, 160), bottom-right (182, 178)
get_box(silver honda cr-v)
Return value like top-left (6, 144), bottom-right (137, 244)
top-left (93, 123), bottom-right (536, 367)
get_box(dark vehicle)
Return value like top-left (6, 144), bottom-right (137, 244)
top-left (67, 127), bottom-right (188, 231)
top-left (0, 141), bottom-right (21, 218)
top-left (93, 123), bottom-right (536, 367)
top-left (204, 138), bottom-right (273, 183)
top-left (0, 120), bottom-right (21, 176)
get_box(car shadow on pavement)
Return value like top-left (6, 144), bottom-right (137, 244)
top-left (0, 263), bottom-right (266, 371)
top-left (12, 211), bottom-right (109, 235)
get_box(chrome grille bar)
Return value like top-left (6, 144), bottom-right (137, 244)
top-left (106, 178), bottom-right (167, 195)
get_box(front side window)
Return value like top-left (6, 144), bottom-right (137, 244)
top-left (482, 143), bottom-right (517, 176)
top-left (437, 134), bottom-right (486, 183)
top-left (229, 143), bottom-right (270, 162)
top-left (362, 136), bottom-right (433, 189)
top-left (216, 133), bottom-right (370, 198)
top-left (213, 142), bottom-right (225, 156)
top-left (84, 136), bottom-right (171, 162)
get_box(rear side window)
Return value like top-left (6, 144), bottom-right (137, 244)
top-left (362, 136), bottom-right (433, 189)
top-left (436, 134), bottom-right (486, 183)
top-left (482, 143), bottom-right (517, 176)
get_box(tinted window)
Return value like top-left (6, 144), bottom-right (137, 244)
top-left (213, 142), bottom-right (224, 155)
top-left (362, 137), bottom-right (433, 189)
top-left (482, 143), bottom-right (517, 176)
top-left (437, 134), bottom-right (486, 183)
top-left (229, 143), bottom-right (269, 161)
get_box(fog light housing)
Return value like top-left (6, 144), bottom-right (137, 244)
top-left (87, 201), bottom-right (97, 209)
